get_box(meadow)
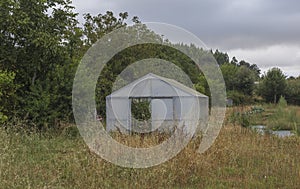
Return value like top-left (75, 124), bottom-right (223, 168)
top-left (1, 105), bottom-right (300, 188)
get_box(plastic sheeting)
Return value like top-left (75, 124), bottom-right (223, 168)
top-left (106, 73), bottom-right (209, 134)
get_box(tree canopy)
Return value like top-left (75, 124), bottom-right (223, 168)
top-left (258, 68), bottom-right (287, 103)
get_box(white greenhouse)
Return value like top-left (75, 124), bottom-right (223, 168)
top-left (106, 73), bottom-right (209, 134)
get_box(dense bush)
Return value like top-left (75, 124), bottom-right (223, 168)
top-left (227, 90), bottom-right (253, 105)
top-left (258, 68), bottom-right (287, 103)
top-left (285, 78), bottom-right (300, 105)
top-left (0, 70), bottom-right (16, 123)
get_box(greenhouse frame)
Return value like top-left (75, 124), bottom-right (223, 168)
top-left (106, 73), bottom-right (209, 134)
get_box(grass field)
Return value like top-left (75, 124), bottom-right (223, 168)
top-left (227, 103), bottom-right (300, 133)
top-left (1, 106), bottom-right (300, 188)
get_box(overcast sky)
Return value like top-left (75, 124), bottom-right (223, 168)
top-left (71, 0), bottom-right (300, 77)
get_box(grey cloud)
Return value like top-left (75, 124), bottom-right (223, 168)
top-left (72, 0), bottom-right (300, 49)
top-left (228, 45), bottom-right (300, 76)
top-left (71, 0), bottom-right (300, 76)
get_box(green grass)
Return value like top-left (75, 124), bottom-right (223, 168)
top-left (1, 119), bottom-right (300, 188)
top-left (228, 104), bottom-right (300, 133)
top-left (266, 104), bottom-right (300, 131)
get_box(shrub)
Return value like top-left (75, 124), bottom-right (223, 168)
top-left (266, 98), bottom-right (300, 131)
top-left (278, 96), bottom-right (287, 108)
top-left (227, 90), bottom-right (255, 106)
top-left (228, 106), bottom-right (265, 127)
top-left (0, 70), bottom-right (17, 123)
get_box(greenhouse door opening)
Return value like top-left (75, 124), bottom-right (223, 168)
top-left (130, 97), bottom-right (174, 133)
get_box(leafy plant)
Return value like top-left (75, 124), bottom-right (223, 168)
top-left (0, 70), bottom-right (16, 123)
top-left (131, 98), bottom-right (151, 121)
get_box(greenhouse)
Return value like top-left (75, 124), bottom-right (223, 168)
top-left (106, 73), bottom-right (209, 134)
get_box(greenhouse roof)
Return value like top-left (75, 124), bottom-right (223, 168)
top-left (107, 73), bottom-right (208, 98)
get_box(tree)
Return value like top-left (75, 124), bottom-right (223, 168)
top-left (0, 0), bottom-right (81, 127)
top-left (258, 68), bottom-right (287, 103)
top-left (238, 60), bottom-right (260, 79)
top-left (0, 0), bottom-right (133, 128)
top-left (285, 78), bottom-right (300, 105)
top-left (83, 11), bottom-right (130, 46)
top-left (230, 57), bottom-right (238, 65)
top-left (213, 49), bottom-right (229, 65)
top-left (235, 66), bottom-right (256, 96)
top-left (220, 63), bottom-right (238, 91)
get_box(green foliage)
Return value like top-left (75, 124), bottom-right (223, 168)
top-left (83, 11), bottom-right (130, 46)
top-left (268, 108), bottom-right (299, 131)
top-left (220, 59), bottom-right (258, 105)
top-left (294, 122), bottom-right (300, 136)
top-left (285, 78), bottom-right (300, 105)
top-left (267, 97), bottom-right (300, 131)
top-left (0, 0), bottom-right (80, 127)
top-left (213, 49), bottom-right (229, 65)
top-left (195, 74), bottom-right (210, 96)
top-left (229, 106), bottom-right (265, 127)
top-left (235, 66), bottom-right (256, 96)
top-left (230, 103), bottom-right (300, 133)
top-left (220, 63), bottom-right (238, 91)
top-left (250, 106), bottom-right (265, 114)
top-left (240, 113), bottom-right (250, 127)
top-left (278, 96), bottom-right (288, 108)
top-left (0, 70), bottom-right (16, 123)
top-left (229, 111), bottom-right (250, 127)
top-left (238, 60), bottom-right (260, 80)
top-left (194, 82), bottom-right (206, 94)
top-left (227, 90), bottom-right (253, 105)
top-left (258, 68), bottom-right (287, 103)
top-left (131, 98), bottom-right (151, 121)
top-left (0, 0), bottom-right (132, 128)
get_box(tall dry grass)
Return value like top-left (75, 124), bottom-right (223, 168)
top-left (1, 109), bottom-right (300, 188)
